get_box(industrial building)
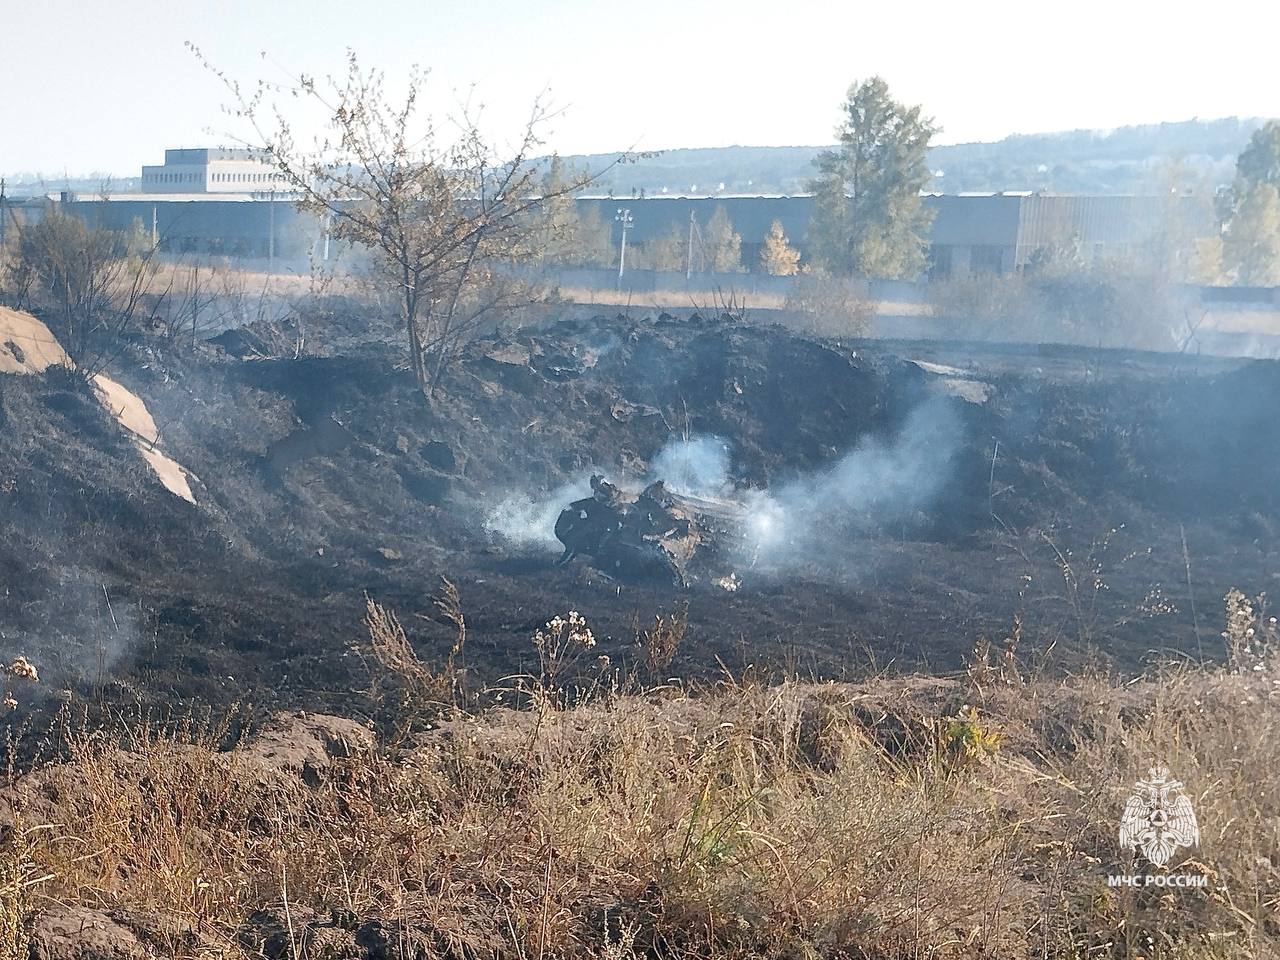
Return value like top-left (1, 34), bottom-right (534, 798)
top-left (9, 149), bottom-right (1212, 276)
top-left (141, 148), bottom-right (290, 195)
top-left (577, 192), bottom-right (1209, 277)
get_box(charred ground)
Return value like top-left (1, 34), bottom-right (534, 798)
top-left (2, 311), bottom-right (1278, 719)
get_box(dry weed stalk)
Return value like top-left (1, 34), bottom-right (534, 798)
top-left (638, 601), bottom-right (688, 680)
top-left (966, 615), bottom-right (1023, 695)
top-left (0, 825), bottom-right (46, 960)
top-left (362, 579), bottom-right (465, 715)
top-left (363, 595), bottom-right (431, 693)
top-left (528, 610), bottom-right (600, 711)
top-left (1222, 587), bottom-right (1277, 675)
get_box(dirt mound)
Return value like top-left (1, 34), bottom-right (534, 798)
top-left (28, 905), bottom-right (151, 960)
top-left (0, 307), bottom-right (196, 504)
top-left (1, 312), bottom-right (1279, 720)
top-left (0, 307), bottom-right (69, 374)
top-left (240, 711), bottom-right (375, 780)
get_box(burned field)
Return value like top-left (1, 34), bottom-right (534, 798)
top-left (2, 312), bottom-right (1278, 717)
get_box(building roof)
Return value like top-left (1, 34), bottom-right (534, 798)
top-left (58, 192), bottom-right (295, 203)
top-left (161, 147), bottom-right (265, 164)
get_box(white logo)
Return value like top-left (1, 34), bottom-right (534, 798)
top-left (1119, 765), bottom-right (1199, 868)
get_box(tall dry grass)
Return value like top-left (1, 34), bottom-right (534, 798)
top-left (0, 592), bottom-right (1276, 959)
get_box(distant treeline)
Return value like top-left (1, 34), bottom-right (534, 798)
top-left (561, 117), bottom-right (1267, 196)
top-left (3, 176), bottom-right (142, 198)
top-left (5, 118), bottom-right (1266, 200)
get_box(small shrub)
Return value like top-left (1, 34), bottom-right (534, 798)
top-left (939, 704), bottom-right (1003, 766)
top-left (783, 273), bottom-right (873, 338)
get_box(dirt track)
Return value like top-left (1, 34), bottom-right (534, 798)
top-left (2, 311), bottom-right (1278, 720)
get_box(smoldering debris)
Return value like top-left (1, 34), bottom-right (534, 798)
top-left (483, 397), bottom-right (964, 583)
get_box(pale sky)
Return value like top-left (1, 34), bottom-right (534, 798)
top-left (2, 0), bottom-right (1278, 177)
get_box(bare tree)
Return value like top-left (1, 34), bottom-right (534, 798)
top-left (194, 48), bottom-right (618, 396)
top-left (11, 210), bottom-right (160, 376)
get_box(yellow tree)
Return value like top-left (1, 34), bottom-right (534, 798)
top-left (643, 223), bottom-right (686, 272)
top-left (759, 219), bottom-right (800, 275)
top-left (704, 206), bottom-right (742, 272)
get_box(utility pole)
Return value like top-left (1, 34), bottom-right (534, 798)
top-left (268, 189), bottom-right (276, 274)
top-left (615, 207), bottom-right (633, 288)
top-left (0, 178), bottom-right (7, 255)
top-left (686, 210), bottom-right (706, 278)
top-left (686, 209), bottom-right (695, 280)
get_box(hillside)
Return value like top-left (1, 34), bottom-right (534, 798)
top-left (2, 307), bottom-right (1279, 722)
top-left (565, 117), bottom-right (1265, 195)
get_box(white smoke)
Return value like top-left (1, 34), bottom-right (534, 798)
top-left (647, 435), bottom-right (731, 497)
top-left (483, 437), bottom-right (732, 554)
top-left (738, 397), bottom-right (963, 574)
top-left (483, 477), bottom-right (593, 552)
top-left (482, 399), bottom-right (963, 569)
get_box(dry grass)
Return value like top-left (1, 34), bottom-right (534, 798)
top-left (1, 594), bottom-right (1277, 959)
top-left (554, 286), bottom-right (789, 313)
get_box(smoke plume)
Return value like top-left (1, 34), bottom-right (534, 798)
top-left (737, 397), bottom-right (963, 575)
top-left (483, 477), bottom-right (592, 551)
top-left (647, 436), bottom-right (731, 497)
top-left (483, 398), bottom-right (963, 573)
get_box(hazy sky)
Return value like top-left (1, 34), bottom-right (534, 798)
top-left (3, 0), bottom-right (1278, 177)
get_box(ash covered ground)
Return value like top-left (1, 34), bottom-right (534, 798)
top-left (2, 311), bottom-right (1278, 718)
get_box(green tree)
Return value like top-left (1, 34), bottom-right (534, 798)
top-left (536, 155), bottom-right (586, 266)
top-left (759, 219), bottom-right (800, 275)
top-left (1224, 182), bottom-right (1280, 285)
top-left (1143, 162), bottom-right (1221, 283)
top-left (808, 77), bottom-right (937, 278)
top-left (1223, 123), bottom-right (1280, 285)
top-left (1236, 121), bottom-right (1280, 190)
top-left (1187, 235), bottom-right (1226, 285)
top-left (704, 205), bottom-right (742, 272)
top-left (574, 205), bottom-right (614, 267)
top-left (534, 158), bottom-right (613, 268)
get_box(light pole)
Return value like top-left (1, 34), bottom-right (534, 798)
top-left (615, 207), bottom-right (633, 287)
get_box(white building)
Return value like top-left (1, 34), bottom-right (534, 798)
top-left (141, 148), bottom-right (289, 195)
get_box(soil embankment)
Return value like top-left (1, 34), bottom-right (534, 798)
top-left (2, 310), bottom-right (1277, 716)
